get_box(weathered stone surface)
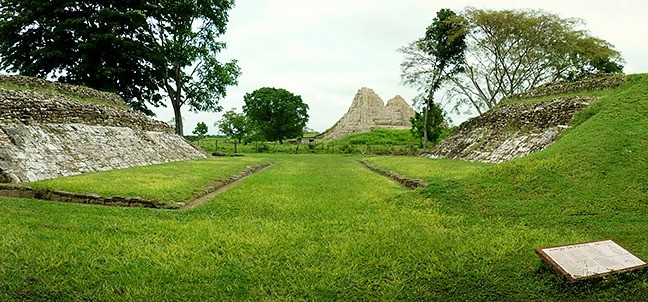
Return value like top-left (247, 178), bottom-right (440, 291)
top-left (0, 89), bottom-right (171, 132)
top-left (322, 88), bottom-right (415, 140)
top-left (0, 77), bottom-right (206, 183)
top-left (506, 74), bottom-right (625, 100)
top-left (0, 74), bottom-right (124, 106)
top-left (426, 97), bottom-right (594, 163)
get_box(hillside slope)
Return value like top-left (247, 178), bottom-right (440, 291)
top-left (361, 74), bottom-right (648, 298)
top-left (451, 74), bottom-right (648, 220)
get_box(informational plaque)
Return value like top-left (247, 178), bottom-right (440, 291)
top-left (536, 240), bottom-right (648, 283)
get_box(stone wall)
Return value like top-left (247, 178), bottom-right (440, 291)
top-left (0, 89), bottom-right (171, 132)
top-left (0, 77), bottom-right (206, 183)
top-left (322, 88), bottom-right (415, 140)
top-left (0, 74), bottom-right (124, 106)
top-left (506, 74), bottom-right (625, 100)
top-left (426, 97), bottom-right (594, 163)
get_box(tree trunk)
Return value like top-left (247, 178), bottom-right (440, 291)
top-left (173, 100), bottom-right (183, 136)
top-left (172, 65), bottom-right (183, 136)
top-left (422, 105), bottom-right (429, 150)
top-left (234, 141), bottom-right (238, 153)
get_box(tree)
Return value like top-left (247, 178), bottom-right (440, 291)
top-left (410, 103), bottom-right (445, 147)
top-left (216, 109), bottom-right (249, 153)
top-left (0, 0), bottom-right (162, 114)
top-left (0, 0), bottom-right (241, 130)
top-left (152, 0), bottom-right (241, 136)
top-left (448, 8), bottom-right (624, 114)
top-left (243, 87), bottom-right (309, 144)
top-left (192, 122), bottom-right (208, 144)
top-left (399, 8), bottom-right (466, 150)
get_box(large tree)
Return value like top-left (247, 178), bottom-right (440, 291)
top-left (0, 0), bottom-right (162, 114)
top-left (0, 0), bottom-right (240, 132)
top-left (152, 0), bottom-right (240, 136)
top-left (243, 87), bottom-right (309, 144)
top-left (399, 8), bottom-right (466, 149)
top-left (449, 8), bottom-right (624, 115)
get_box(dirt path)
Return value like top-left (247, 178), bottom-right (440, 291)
top-left (179, 163), bottom-right (273, 210)
top-left (357, 159), bottom-right (426, 189)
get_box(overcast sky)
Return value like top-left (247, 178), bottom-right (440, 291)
top-left (152, 0), bottom-right (648, 134)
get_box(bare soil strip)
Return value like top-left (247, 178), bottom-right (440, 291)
top-left (179, 163), bottom-right (273, 210)
top-left (0, 162), bottom-right (274, 209)
top-left (357, 159), bottom-right (427, 189)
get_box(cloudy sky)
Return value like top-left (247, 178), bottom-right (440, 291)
top-left (152, 0), bottom-right (648, 134)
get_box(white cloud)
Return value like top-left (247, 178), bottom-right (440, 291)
top-left (153, 0), bottom-right (648, 134)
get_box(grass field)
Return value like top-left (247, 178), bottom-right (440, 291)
top-left (1, 74), bottom-right (648, 300)
top-left (27, 157), bottom-right (269, 204)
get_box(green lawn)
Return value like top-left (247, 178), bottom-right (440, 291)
top-left (1, 74), bottom-right (648, 300)
top-left (27, 157), bottom-right (269, 204)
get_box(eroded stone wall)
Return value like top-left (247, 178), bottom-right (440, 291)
top-left (0, 74), bottom-right (124, 106)
top-left (426, 97), bottom-right (594, 163)
top-left (0, 78), bottom-right (206, 183)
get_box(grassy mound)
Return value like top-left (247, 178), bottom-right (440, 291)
top-left (365, 73), bottom-right (648, 298)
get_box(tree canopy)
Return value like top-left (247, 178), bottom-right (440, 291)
top-left (410, 103), bottom-right (446, 147)
top-left (0, 0), bottom-right (162, 114)
top-left (243, 87), bottom-right (309, 144)
top-left (153, 0), bottom-right (240, 135)
top-left (399, 8), bottom-right (466, 149)
top-left (448, 8), bottom-right (624, 114)
top-left (217, 108), bottom-right (249, 145)
top-left (0, 0), bottom-right (240, 134)
top-left (192, 122), bottom-right (208, 140)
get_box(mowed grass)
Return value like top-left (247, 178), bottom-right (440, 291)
top-left (27, 157), bottom-right (269, 203)
top-left (364, 156), bottom-right (491, 182)
top-left (1, 154), bottom-right (645, 300)
top-left (2, 74), bottom-right (648, 300)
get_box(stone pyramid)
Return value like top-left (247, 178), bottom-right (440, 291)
top-left (322, 87), bottom-right (415, 140)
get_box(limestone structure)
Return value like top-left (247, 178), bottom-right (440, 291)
top-left (426, 97), bottom-right (593, 163)
top-left (0, 75), bottom-right (207, 183)
top-left (322, 87), bottom-right (415, 140)
top-left (425, 74), bottom-right (625, 163)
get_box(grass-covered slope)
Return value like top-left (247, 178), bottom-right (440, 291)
top-left (448, 73), bottom-right (648, 229)
top-left (366, 73), bottom-right (648, 298)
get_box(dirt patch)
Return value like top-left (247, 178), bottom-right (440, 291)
top-left (180, 163), bottom-right (273, 210)
top-left (357, 159), bottom-right (426, 189)
top-left (0, 162), bottom-right (274, 209)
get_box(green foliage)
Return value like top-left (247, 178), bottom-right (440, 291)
top-left (192, 122), bottom-right (208, 141)
top-left (399, 8), bottom-right (466, 149)
top-left (216, 109), bottom-right (249, 144)
top-left (410, 104), bottom-right (446, 146)
top-left (0, 0), bottom-right (240, 130)
top-left (243, 87), bottom-right (309, 144)
top-left (154, 0), bottom-right (240, 135)
top-left (449, 8), bottom-right (625, 114)
top-left (0, 0), bottom-right (162, 115)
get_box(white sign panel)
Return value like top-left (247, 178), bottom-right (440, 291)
top-left (536, 240), bottom-right (647, 282)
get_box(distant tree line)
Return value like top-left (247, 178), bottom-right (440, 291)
top-left (212, 87), bottom-right (309, 152)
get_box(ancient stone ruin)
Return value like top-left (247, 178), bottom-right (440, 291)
top-left (426, 74), bottom-right (625, 163)
top-left (426, 97), bottom-right (593, 163)
top-left (322, 87), bottom-right (415, 140)
top-left (0, 75), bottom-right (207, 183)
